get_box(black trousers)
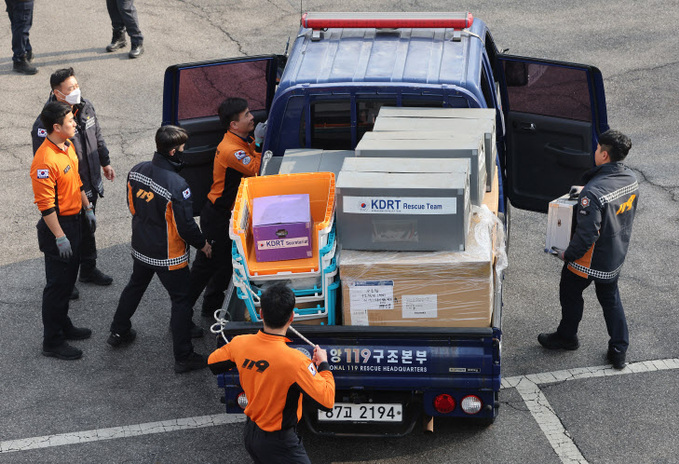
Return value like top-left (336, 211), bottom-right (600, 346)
top-left (557, 264), bottom-right (629, 352)
top-left (5, 0), bottom-right (33, 62)
top-left (79, 195), bottom-right (98, 271)
top-left (111, 259), bottom-right (193, 360)
top-left (243, 418), bottom-right (311, 464)
top-left (37, 215), bottom-right (81, 348)
top-left (106, 0), bottom-right (143, 45)
top-left (188, 202), bottom-right (233, 313)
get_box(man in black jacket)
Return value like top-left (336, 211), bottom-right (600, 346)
top-left (107, 125), bottom-right (212, 373)
top-left (539, 130), bottom-right (639, 369)
top-left (32, 68), bottom-right (115, 297)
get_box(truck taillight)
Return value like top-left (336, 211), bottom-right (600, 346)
top-left (433, 394), bottom-right (456, 414)
top-left (301, 12), bottom-right (474, 30)
top-left (460, 395), bottom-right (483, 415)
top-left (237, 392), bottom-right (248, 410)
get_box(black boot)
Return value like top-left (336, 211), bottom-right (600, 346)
top-left (79, 266), bottom-right (113, 286)
top-left (128, 43), bottom-right (144, 59)
top-left (106, 30), bottom-right (127, 52)
top-left (13, 58), bottom-right (38, 75)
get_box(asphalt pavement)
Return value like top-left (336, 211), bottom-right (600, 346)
top-left (1, 1), bottom-right (678, 463)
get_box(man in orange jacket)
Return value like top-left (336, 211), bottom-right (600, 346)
top-left (31, 102), bottom-right (95, 360)
top-left (189, 97), bottom-right (265, 318)
top-left (208, 283), bottom-right (335, 463)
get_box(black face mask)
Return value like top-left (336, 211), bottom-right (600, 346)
top-left (160, 150), bottom-right (184, 172)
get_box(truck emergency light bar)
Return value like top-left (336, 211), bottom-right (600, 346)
top-left (301, 12), bottom-right (474, 30)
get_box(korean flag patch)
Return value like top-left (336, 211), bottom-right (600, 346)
top-left (182, 188), bottom-right (191, 199)
top-left (37, 128), bottom-right (47, 138)
top-left (234, 150), bottom-right (247, 160)
top-left (307, 363), bottom-right (317, 377)
top-left (37, 169), bottom-right (49, 179)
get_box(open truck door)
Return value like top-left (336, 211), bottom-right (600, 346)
top-left (497, 55), bottom-right (608, 213)
top-left (162, 55), bottom-right (284, 215)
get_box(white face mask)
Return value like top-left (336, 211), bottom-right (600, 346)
top-left (57, 87), bottom-right (81, 105)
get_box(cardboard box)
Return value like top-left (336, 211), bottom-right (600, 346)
top-left (336, 158), bottom-right (470, 252)
top-left (252, 194), bottom-right (313, 262)
top-left (545, 193), bottom-right (577, 253)
top-left (339, 212), bottom-right (495, 328)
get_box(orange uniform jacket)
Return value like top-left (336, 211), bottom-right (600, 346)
top-left (208, 331), bottom-right (335, 431)
top-left (207, 131), bottom-right (261, 211)
top-left (31, 138), bottom-right (83, 216)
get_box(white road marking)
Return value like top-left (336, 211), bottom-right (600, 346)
top-left (1, 358), bottom-right (678, 457)
top-left (502, 358), bottom-right (679, 464)
top-left (0, 413), bottom-right (245, 454)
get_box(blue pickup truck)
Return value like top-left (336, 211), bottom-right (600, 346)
top-left (162, 12), bottom-right (609, 435)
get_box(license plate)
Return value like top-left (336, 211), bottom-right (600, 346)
top-left (318, 403), bottom-right (403, 422)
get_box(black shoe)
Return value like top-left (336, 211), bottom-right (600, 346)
top-left (42, 342), bottom-right (82, 360)
top-left (607, 347), bottom-right (627, 369)
top-left (70, 285), bottom-right (80, 300)
top-left (107, 328), bottom-right (137, 347)
top-left (106, 32), bottom-right (127, 52)
top-left (64, 326), bottom-right (92, 341)
top-left (174, 352), bottom-right (207, 373)
top-left (191, 325), bottom-right (204, 339)
top-left (538, 332), bottom-right (580, 350)
top-left (26, 50), bottom-right (34, 63)
top-left (128, 44), bottom-right (144, 59)
top-left (79, 268), bottom-right (113, 286)
top-left (13, 59), bottom-right (38, 75)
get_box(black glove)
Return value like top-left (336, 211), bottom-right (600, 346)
top-left (56, 235), bottom-right (73, 259)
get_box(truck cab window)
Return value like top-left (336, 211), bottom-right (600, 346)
top-left (503, 61), bottom-right (592, 122)
top-left (357, 99), bottom-right (397, 141)
top-left (308, 100), bottom-right (352, 150)
top-left (176, 60), bottom-right (269, 121)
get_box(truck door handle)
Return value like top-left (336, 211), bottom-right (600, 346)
top-left (514, 121), bottom-right (536, 132)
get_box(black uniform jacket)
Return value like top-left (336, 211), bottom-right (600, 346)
top-left (565, 162), bottom-right (639, 282)
top-left (127, 153), bottom-right (206, 271)
top-left (32, 95), bottom-right (111, 200)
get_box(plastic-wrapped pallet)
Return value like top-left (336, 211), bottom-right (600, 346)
top-left (339, 206), bottom-right (506, 328)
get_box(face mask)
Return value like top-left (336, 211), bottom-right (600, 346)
top-left (57, 87), bottom-right (81, 105)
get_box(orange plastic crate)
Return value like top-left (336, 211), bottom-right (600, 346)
top-left (230, 172), bottom-right (335, 277)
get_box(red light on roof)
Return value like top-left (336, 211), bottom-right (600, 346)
top-left (301, 12), bottom-right (474, 30)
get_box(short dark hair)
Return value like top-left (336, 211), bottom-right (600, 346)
top-left (218, 97), bottom-right (248, 130)
top-left (260, 282), bottom-right (295, 329)
top-left (155, 125), bottom-right (189, 154)
top-left (40, 102), bottom-right (73, 134)
top-left (598, 129), bottom-right (632, 162)
top-left (50, 67), bottom-right (76, 90)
